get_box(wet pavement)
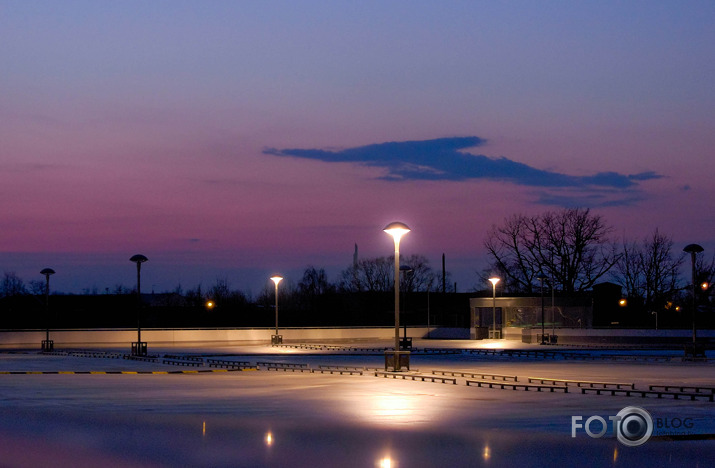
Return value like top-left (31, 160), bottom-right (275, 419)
top-left (0, 341), bottom-right (713, 467)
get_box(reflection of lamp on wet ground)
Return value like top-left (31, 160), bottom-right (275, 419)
top-left (270, 276), bottom-right (283, 345)
top-left (40, 268), bottom-right (55, 352)
top-left (130, 254), bottom-right (148, 356)
top-left (683, 243), bottom-right (704, 347)
top-left (488, 277), bottom-right (500, 339)
top-left (384, 222), bottom-right (410, 371)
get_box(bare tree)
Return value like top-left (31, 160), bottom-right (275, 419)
top-left (613, 229), bottom-right (683, 311)
top-left (484, 208), bottom-right (619, 293)
top-left (298, 266), bottom-right (334, 296)
top-left (339, 255), bottom-right (440, 293)
top-left (400, 254), bottom-right (439, 293)
top-left (0, 272), bottom-right (28, 297)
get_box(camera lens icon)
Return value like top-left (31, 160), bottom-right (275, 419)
top-left (615, 406), bottom-right (653, 447)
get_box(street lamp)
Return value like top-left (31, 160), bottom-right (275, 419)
top-left (130, 254), bottom-right (148, 356)
top-left (683, 244), bottom-right (704, 347)
top-left (270, 275), bottom-right (283, 345)
top-left (488, 277), bottom-right (500, 339)
top-left (40, 268), bottom-right (55, 352)
top-left (537, 272), bottom-right (547, 345)
top-left (384, 221), bottom-right (410, 371)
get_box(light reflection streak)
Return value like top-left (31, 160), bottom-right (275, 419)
top-left (377, 456), bottom-right (395, 468)
top-left (265, 431), bottom-right (273, 447)
top-left (483, 444), bottom-right (491, 461)
top-left (361, 393), bottom-right (437, 426)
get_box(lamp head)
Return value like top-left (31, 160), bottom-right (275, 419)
top-left (488, 277), bottom-right (500, 287)
top-left (683, 244), bottom-right (704, 254)
top-left (40, 268), bottom-right (55, 277)
top-left (383, 222), bottom-right (411, 242)
top-left (270, 275), bottom-right (283, 286)
top-left (130, 254), bottom-right (148, 264)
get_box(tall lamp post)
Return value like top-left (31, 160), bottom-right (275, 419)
top-left (270, 276), bottom-right (283, 345)
top-left (384, 222), bottom-right (410, 371)
top-left (130, 254), bottom-right (148, 356)
top-left (537, 272), bottom-right (547, 345)
top-left (683, 244), bottom-right (704, 349)
top-left (488, 277), bottom-right (500, 339)
top-left (40, 268), bottom-right (55, 352)
top-left (400, 264), bottom-right (413, 349)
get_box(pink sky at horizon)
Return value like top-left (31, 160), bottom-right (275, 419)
top-left (1, 1), bottom-right (714, 294)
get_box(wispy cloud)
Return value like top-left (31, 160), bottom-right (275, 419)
top-left (264, 136), bottom-right (663, 206)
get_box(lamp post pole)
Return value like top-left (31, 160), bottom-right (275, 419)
top-left (270, 276), bottom-right (283, 345)
top-left (384, 222), bottom-right (410, 371)
top-left (130, 254), bottom-right (148, 356)
top-left (537, 272), bottom-right (547, 345)
top-left (488, 277), bottom-right (500, 339)
top-left (400, 264), bottom-right (413, 348)
top-left (40, 268), bottom-right (55, 352)
top-left (683, 244), bottom-right (704, 346)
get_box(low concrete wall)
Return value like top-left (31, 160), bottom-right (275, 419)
top-left (0, 327), bottom-right (451, 349)
top-left (517, 327), bottom-right (715, 345)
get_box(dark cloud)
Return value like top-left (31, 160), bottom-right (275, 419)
top-left (264, 136), bottom-right (663, 206)
top-left (533, 188), bottom-right (646, 208)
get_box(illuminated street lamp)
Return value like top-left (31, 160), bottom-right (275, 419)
top-left (270, 275), bottom-right (283, 345)
top-left (40, 268), bottom-right (55, 352)
top-left (488, 277), bottom-right (500, 339)
top-left (683, 243), bottom-right (704, 346)
top-left (384, 221), bottom-right (410, 371)
top-left (130, 254), bottom-right (148, 356)
top-left (537, 272), bottom-right (547, 345)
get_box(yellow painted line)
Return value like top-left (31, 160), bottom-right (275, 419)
top-left (0, 368), bottom-right (260, 375)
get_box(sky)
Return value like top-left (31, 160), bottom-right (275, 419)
top-left (1, 0), bottom-right (714, 296)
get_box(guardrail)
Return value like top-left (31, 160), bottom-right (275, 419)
top-left (527, 377), bottom-right (634, 389)
top-left (466, 380), bottom-right (568, 392)
top-left (581, 388), bottom-right (713, 402)
top-left (432, 369), bottom-right (518, 381)
top-left (374, 371), bottom-right (456, 384)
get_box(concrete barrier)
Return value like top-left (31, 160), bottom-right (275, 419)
top-left (0, 327), bottom-right (442, 348)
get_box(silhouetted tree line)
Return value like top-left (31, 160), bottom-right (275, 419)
top-left (2, 208), bottom-right (712, 329)
top-left (0, 254), bottom-right (472, 329)
top-left (482, 208), bottom-right (714, 327)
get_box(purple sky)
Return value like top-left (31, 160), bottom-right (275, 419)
top-left (2, 1), bottom-right (714, 295)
